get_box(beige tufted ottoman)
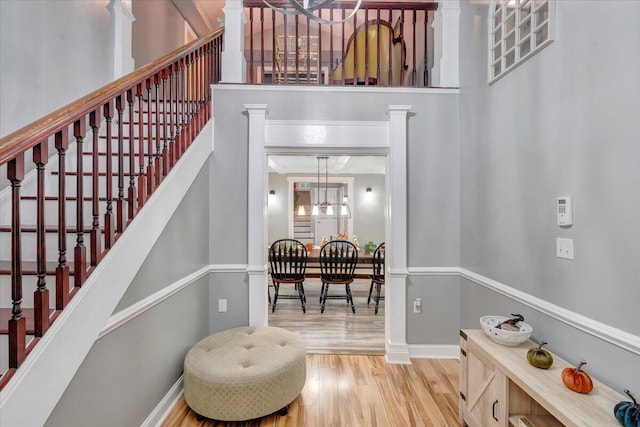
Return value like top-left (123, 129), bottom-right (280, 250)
top-left (183, 326), bottom-right (306, 421)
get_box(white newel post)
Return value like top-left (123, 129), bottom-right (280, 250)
top-left (246, 104), bottom-right (269, 326)
top-left (386, 105), bottom-right (411, 364)
top-left (107, 0), bottom-right (135, 79)
top-left (431, 0), bottom-right (460, 88)
top-left (222, 0), bottom-right (247, 83)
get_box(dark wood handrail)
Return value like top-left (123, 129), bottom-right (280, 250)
top-left (1, 28), bottom-right (223, 390)
top-left (0, 29), bottom-right (223, 166)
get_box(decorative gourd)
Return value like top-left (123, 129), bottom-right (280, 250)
top-left (614, 389), bottom-right (640, 427)
top-left (562, 360), bottom-right (593, 394)
top-left (527, 341), bottom-right (554, 369)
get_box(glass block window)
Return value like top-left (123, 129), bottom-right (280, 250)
top-left (489, 0), bottom-right (555, 83)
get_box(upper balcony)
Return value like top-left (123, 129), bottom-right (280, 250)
top-left (220, 0), bottom-right (460, 88)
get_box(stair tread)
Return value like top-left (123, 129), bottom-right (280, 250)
top-left (0, 260), bottom-right (75, 275)
top-left (0, 308), bottom-right (57, 335)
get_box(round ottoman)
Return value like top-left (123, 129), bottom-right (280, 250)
top-left (183, 326), bottom-right (306, 421)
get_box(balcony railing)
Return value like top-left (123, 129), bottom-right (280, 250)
top-left (244, 1), bottom-right (438, 87)
top-left (0, 29), bottom-right (223, 390)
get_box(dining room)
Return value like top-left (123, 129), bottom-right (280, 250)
top-left (267, 154), bottom-right (387, 354)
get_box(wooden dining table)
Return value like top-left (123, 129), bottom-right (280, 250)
top-left (303, 247), bottom-right (374, 279)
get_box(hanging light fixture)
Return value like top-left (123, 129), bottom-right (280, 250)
top-left (311, 156), bottom-right (320, 216)
top-left (263, 0), bottom-right (363, 25)
top-left (322, 156), bottom-right (334, 215)
top-left (310, 156), bottom-right (351, 218)
top-left (297, 204), bottom-right (306, 215)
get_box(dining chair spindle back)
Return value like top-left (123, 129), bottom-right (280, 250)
top-left (319, 240), bottom-right (358, 313)
top-left (367, 242), bottom-right (385, 314)
top-left (269, 239), bottom-right (308, 313)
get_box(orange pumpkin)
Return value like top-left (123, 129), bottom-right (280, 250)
top-left (562, 360), bottom-right (594, 394)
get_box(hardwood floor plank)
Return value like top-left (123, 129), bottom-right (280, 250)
top-left (162, 355), bottom-right (461, 427)
top-left (268, 279), bottom-right (385, 354)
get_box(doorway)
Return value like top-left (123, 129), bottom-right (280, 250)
top-left (245, 103), bottom-right (411, 363)
top-left (267, 155), bottom-right (386, 353)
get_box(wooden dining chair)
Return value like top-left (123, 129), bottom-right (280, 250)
top-left (269, 239), bottom-right (308, 313)
top-left (319, 240), bottom-right (358, 314)
top-left (367, 242), bottom-right (385, 315)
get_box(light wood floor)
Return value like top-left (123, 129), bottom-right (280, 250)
top-left (162, 279), bottom-right (461, 426)
top-left (268, 278), bottom-right (385, 354)
top-left (162, 355), bottom-right (462, 427)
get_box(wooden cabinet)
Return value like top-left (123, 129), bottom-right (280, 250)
top-left (460, 330), bottom-right (624, 427)
top-left (463, 343), bottom-right (508, 426)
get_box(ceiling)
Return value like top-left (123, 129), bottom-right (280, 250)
top-left (268, 155), bottom-right (386, 175)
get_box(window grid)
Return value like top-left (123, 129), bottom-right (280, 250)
top-left (489, 0), bottom-right (555, 83)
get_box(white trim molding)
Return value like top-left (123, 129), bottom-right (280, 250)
top-left (409, 345), bottom-right (460, 359)
top-left (458, 268), bottom-right (640, 356)
top-left (384, 105), bottom-right (412, 365)
top-left (265, 120), bottom-right (389, 148)
top-left (246, 104), bottom-right (269, 327)
top-left (98, 264), bottom-right (247, 339)
top-left (405, 267), bottom-right (640, 357)
top-left (99, 266), bottom-right (211, 339)
top-left (140, 376), bottom-right (184, 427)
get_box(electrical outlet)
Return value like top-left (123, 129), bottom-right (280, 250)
top-left (413, 298), bottom-right (422, 313)
top-left (218, 299), bottom-right (227, 312)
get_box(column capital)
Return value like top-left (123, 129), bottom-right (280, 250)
top-left (387, 105), bottom-right (412, 116)
top-left (244, 104), bottom-right (269, 114)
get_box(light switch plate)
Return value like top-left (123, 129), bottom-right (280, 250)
top-left (556, 238), bottom-right (574, 260)
top-left (218, 299), bottom-right (227, 312)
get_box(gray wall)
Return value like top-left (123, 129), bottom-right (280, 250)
top-left (0, 0), bottom-right (112, 137)
top-left (352, 173), bottom-right (385, 245)
top-left (268, 172), bottom-right (289, 243)
top-left (45, 159), bottom-right (212, 427)
top-left (458, 0), bottom-right (640, 392)
top-left (132, 0), bottom-right (186, 69)
top-left (211, 86), bottom-right (460, 343)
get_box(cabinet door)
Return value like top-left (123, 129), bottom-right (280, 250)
top-left (464, 347), bottom-right (508, 427)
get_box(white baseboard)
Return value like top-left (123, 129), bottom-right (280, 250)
top-left (409, 345), bottom-right (460, 359)
top-left (141, 376), bottom-right (184, 427)
top-left (385, 343), bottom-right (411, 364)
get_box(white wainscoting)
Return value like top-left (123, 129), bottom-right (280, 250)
top-left (143, 265), bottom-right (640, 426)
top-left (407, 267), bottom-right (640, 356)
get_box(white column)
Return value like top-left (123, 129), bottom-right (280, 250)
top-left (386, 105), bottom-right (411, 364)
top-left (107, 0), bottom-right (135, 79)
top-left (222, 0), bottom-right (247, 83)
top-left (246, 104), bottom-right (269, 326)
top-left (431, 0), bottom-right (460, 87)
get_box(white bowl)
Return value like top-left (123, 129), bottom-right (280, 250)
top-left (480, 316), bottom-right (533, 346)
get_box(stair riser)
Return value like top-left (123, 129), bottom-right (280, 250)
top-left (0, 274), bottom-right (69, 310)
top-left (47, 174), bottom-right (140, 198)
top-left (0, 229), bottom-right (100, 263)
top-left (2, 198), bottom-right (122, 227)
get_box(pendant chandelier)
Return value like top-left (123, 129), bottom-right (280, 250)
top-left (311, 156), bottom-right (351, 218)
top-left (263, 0), bottom-right (363, 25)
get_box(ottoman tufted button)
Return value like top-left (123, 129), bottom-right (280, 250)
top-left (183, 326), bottom-right (306, 422)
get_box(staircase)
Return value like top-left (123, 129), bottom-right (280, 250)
top-left (0, 30), bottom-right (222, 391)
top-left (293, 210), bottom-right (314, 245)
